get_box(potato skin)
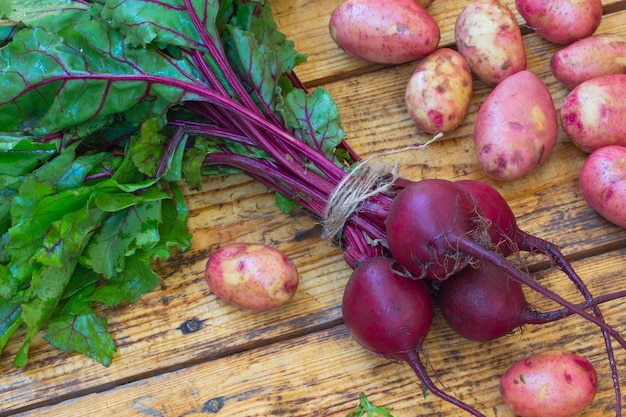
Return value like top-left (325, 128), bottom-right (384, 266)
top-left (561, 74), bottom-right (626, 153)
top-left (405, 48), bottom-right (473, 134)
top-left (455, 0), bottom-right (526, 85)
top-left (580, 146), bottom-right (626, 229)
top-left (328, 0), bottom-right (440, 64)
top-left (474, 70), bottom-right (557, 181)
top-left (516, 0), bottom-right (602, 45)
top-left (551, 34), bottom-right (626, 89)
top-left (500, 351), bottom-right (597, 417)
top-left (205, 243), bottom-right (299, 311)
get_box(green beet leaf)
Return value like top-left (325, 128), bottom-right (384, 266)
top-left (1, 144), bottom-right (104, 297)
top-left (223, 3), bottom-right (306, 111)
top-left (46, 307), bottom-right (116, 367)
top-left (0, 135), bottom-right (57, 176)
top-left (101, 0), bottom-right (220, 49)
top-left (13, 261), bottom-right (78, 367)
top-left (88, 254), bottom-right (161, 308)
top-left (0, 300), bottom-right (22, 353)
top-left (278, 88), bottom-right (346, 160)
top-left (155, 183), bottom-right (192, 258)
top-left (3, 0), bottom-right (90, 33)
top-left (60, 264), bottom-right (102, 303)
top-left (130, 118), bottom-right (189, 182)
top-left (34, 199), bottom-right (107, 268)
top-left (45, 295), bottom-right (116, 366)
top-left (80, 199), bottom-right (164, 279)
top-left (0, 19), bottom-right (202, 136)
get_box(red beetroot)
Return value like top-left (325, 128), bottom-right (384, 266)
top-left (385, 179), bottom-right (626, 351)
top-left (438, 261), bottom-right (626, 342)
top-left (342, 256), bottom-right (485, 416)
top-left (385, 178), bottom-right (478, 280)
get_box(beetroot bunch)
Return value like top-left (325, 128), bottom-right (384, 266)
top-left (341, 178), bottom-right (624, 416)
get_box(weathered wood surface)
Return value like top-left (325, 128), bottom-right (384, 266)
top-left (2, 1), bottom-right (626, 416)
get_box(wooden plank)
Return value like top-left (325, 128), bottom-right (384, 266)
top-left (12, 249), bottom-right (626, 416)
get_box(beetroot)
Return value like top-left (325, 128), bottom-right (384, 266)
top-left (439, 261), bottom-right (533, 342)
top-left (385, 179), bottom-right (626, 350)
top-left (454, 179), bottom-right (610, 301)
top-left (456, 179), bottom-right (586, 265)
top-left (385, 178), bottom-right (478, 280)
top-left (454, 179), bottom-right (517, 256)
top-left (438, 261), bottom-right (626, 342)
top-left (342, 256), bottom-right (485, 416)
top-left (342, 257), bottom-right (433, 357)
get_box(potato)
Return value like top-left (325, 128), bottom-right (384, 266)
top-left (405, 48), bottom-right (473, 134)
top-left (455, 0), bottom-right (526, 85)
top-left (328, 0), bottom-right (440, 64)
top-left (580, 145), bottom-right (626, 229)
top-left (500, 351), bottom-right (597, 417)
top-left (551, 34), bottom-right (626, 89)
top-left (516, 0), bottom-right (602, 45)
top-left (473, 70), bottom-right (557, 181)
top-left (205, 243), bottom-right (299, 311)
top-left (561, 74), bottom-right (626, 153)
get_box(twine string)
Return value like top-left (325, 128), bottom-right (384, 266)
top-left (321, 134), bottom-right (443, 240)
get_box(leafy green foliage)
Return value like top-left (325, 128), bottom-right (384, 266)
top-left (46, 306), bottom-right (116, 366)
top-left (346, 393), bottom-right (395, 417)
top-left (2, 0), bottom-right (90, 33)
top-left (0, 19), bottom-right (200, 136)
top-left (101, 0), bottom-right (221, 49)
top-left (0, 135), bottom-right (57, 176)
top-left (0, 0), bottom-right (348, 368)
top-left (279, 88), bottom-right (346, 156)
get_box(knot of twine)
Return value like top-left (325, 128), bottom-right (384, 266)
top-left (321, 155), bottom-right (399, 240)
top-left (321, 135), bottom-right (443, 240)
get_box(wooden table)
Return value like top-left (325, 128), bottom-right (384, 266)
top-left (3, 1), bottom-right (626, 416)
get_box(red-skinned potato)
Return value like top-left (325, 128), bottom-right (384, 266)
top-left (205, 243), bottom-right (299, 311)
top-left (405, 48), bottom-right (473, 134)
top-left (474, 70), bottom-right (557, 181)
top-left (551, 34), bottom-right (626, 89)
top-left (561, 74), bottom-right (626, 153)
top-left (580, 145), bottom-right (626, 229)
top-left (516, 0), bottom-right (602, 45)
top-left (455, 0), bottom-right (526, 85)
top-left (500, 351), bottom-right (597, 417)
top-left (328, 0), bottom-right (440, 65)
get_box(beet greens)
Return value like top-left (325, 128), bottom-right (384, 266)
top-left (0, 0), bottom-right (364, 366)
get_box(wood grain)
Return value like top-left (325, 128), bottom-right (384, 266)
top-left (2, 0), bottom-right (626, 416)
